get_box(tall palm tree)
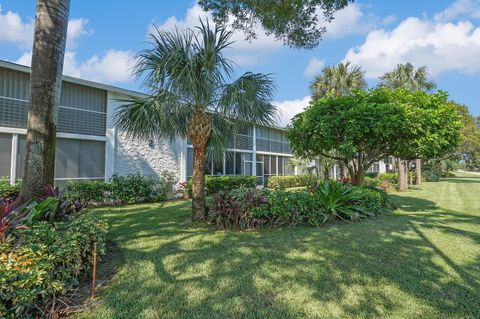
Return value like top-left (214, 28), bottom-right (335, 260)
top-left (379, 63), bottom-right (436, 92)
top-left (115, 21), bottom-right (277, 221)
top-left (310, 61), bottom-right (366, 100)
top-left (380, 63), bottom-right (436, 190)
top-left (18, 0), bottom-right (70, 203)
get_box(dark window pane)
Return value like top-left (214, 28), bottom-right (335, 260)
top-left (187, 148), bottom-right (193, 177)
top-left (0, 133), bottom-right (12, 177)
top-left (225, 152), bottom-right (234, 175)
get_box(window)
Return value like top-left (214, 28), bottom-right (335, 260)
top-left (225, 152), bottom-right (234, 175)
top-left (55, 138), bottom-right (105, 179)
top-left (16, 135), bottom-right (26, 178)
top-left (0, 133), bottom-right (12, 177)
top-left (278, 156), bottom-right (284, 176)
top-left (187, 148), bottom-right (193, 177)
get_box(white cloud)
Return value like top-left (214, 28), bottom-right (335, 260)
top-left (0, 5), bottom-right (33, 47)
top-left (16, 49), bottom-right (135, 84)
top-left (275, 96), bottom-right (310, 127)
top-left (150, 3), bottom-right (282, 67)
top-left (0, 5), bottom-right (91, 50)
top-left (66, 18), bottom-right (93, 48)
top-left (304, 57), bottom-right (326, 78)
top-left (434, 0), bottom-right (480, 22)
top-left (345, 17), bottom-right (480, 79)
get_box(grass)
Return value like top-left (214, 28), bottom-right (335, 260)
top-left (83, 176), bottom-right (480, 319)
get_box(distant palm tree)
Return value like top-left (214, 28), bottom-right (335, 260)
top-left (310, 61), bottom-right (366, 100)
top-left (379, 63), bottom-right (436, 92)
top-left (115, 21), bottom-right (277, 221)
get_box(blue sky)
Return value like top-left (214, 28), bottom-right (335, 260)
top-left (1, 0), bottom-right (480, 125)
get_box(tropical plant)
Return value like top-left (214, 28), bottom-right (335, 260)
top-left (310, 61), bottom-right (366, 100)
top-left (379, 63), bottom-right (437, 189)
top-left (199, 0), bottom-right (353, 49)
top-left (115, 20), bottom-right (277, 221)
top-left (379, 63), bottom-right (436, 92)
top-left (18, 0), bottom-right (70, 203)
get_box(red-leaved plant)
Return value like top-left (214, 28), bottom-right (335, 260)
top-left (0, 199), bottom-right (27, 239)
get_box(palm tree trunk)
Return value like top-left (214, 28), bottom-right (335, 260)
top-left (17, 0), bottom-right (70, 203)
top-left (188, 109), bottom-right (211, 222)
top-left (192, 144), bottom-right (207, 222)
top-left (416, 159), bottom-right (422, 185)
top-left (397, 159), bottom-right (408, 192)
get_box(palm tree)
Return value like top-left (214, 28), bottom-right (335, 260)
top-left (115, 21), bottom-right (277, 221)
top-left (18, 0), bottom-right (70, 203)
top-left (310, 61), bottom-right (366, 179)
top-left (379, 63), bottom-right (436, 92)
top-left (310, 61), bottom-right (366, 100)
top-left (380, 63), bottom-right (436, 190)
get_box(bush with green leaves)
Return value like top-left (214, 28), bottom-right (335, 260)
top-left (266, 174), bottom-right (313, 189)
top-left (0, 177), bottom-right (21, 200)
top-left (186, 175), bottom-right (257, 197)
top-left (377, 173), bottom-right (398, 184)
top-left (64, 171), bottom-right (176, 205)
top-left (207, 180), bottom-right (392, 229)
top-left (0, 218), bottom-right (107, 318)
top-left (363, 176), bottom-right (381, 188)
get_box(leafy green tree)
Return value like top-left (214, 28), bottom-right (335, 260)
top-left (380, 63), bottom-right (436, 188)
top-left (392, 90), bottom-right (461, 190)
top-left (199, 0), bottom-right (353, 49)
top-left (452, 103), bottom-right (480, 171)
top-left (18, 0), bottom-right (70, 203)
top-left (115, 21), bottom-right (277, 221)
top-left (287, 88), bottom-right (406, 185)
top-left (310, 61), bottom-right (366, 100)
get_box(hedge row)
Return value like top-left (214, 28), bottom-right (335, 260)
top-left (266, 175), bottom-right (312, 189)
top-left (186, 175), bottom-right (257, 197)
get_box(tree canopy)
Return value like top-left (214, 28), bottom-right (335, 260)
top-left (287, 88), bottom-right (461, 185)
top-left (199, 0), bottom-right (353, 49)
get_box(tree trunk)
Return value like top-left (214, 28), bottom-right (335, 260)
top-left (397, 159), bottom-right (408, 192)
top-left (416, 159), bottom-right (422, 185)
top-left (17, 0), bottom-right (70, 203)
top-left (188, 109), bottom-right (211, 222)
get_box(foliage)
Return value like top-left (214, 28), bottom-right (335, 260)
top-left (422, 159), bottom-right (459, 182)
top-left (0, 218), bottom-right (107, 318)
top-left (186, 175), bottom-right (257, 197)
top-left (287, 88), bottom-right (406, 185)
top-left (207, 180), bottom-right (391, 229)
top-left (377, 173), bottom-right (398, 184)
top-left (310, 61), bottom-right (366, 100)
top-left (365, 172), bottom-right (379, 178)
top-left (114, 20), bottom-right (276, 220)
top-left (379, 63), bottom-right (436, 92)
top-left (267, 175), bottom-right (313, 189)
top-left (0, 177), bottom-right (21, 201)
top-left (64, 172), bottom-right (176, 205)
top-left (363, 176), bottom-right (380, 188)
top-left (199, 0), bottom-right (353, 49)
top-left (453, 102), bottom-right (480, 171)
top-left (208, 187), bottom-right (265, 230)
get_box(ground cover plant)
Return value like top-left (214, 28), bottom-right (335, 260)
top-left (82, 174), bottom-right (480, 318)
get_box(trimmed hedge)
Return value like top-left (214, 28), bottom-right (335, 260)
top-left (1, 218), bottom-right (107, 318)
top-left (186, 175), bottom-right (257, 197)
top-left (266, 175), bottom-right (312, 189)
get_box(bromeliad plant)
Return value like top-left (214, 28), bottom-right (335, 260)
top-left (114, 20), bottom-right (277, 222)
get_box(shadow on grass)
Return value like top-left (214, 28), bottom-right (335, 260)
top-left (87, 192), bottom-right (480, 318)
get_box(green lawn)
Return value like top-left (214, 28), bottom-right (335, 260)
top-left (84, 176), bottom-right (480, 319)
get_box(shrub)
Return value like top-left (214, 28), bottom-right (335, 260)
top-left (187, 175), bottom-right (257, 197)
top-left (64, 171), bottom-right (176, 205)
top-left (363, 176), bottom-right (380, 187)
top-left (207, 180), bottom-right (393, 230)
top-left (365, 172), bottom-right (379, 178)
top-left (208, 186), bottom-right (265, 230)
top-left (0, 177), bottom-right (21, 200)
top-left (266, 175), bottom-right (313, 189)
top-left (0, 218), bottom-right (107, 318)
top-left (377, 173), bottom-right (398, 184)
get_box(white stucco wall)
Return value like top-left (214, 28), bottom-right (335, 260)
top-left (106, 91), bottom-right (185, 183)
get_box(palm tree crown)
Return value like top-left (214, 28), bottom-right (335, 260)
top-left (310, 61), bottom-right (366, 100)
top-left (114, 20), bottom-right (277, 221)
top-left (379, 63), bottom-right (436, 92)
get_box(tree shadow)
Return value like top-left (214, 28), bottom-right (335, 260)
top-left (86, 192), bottom-right (480, 318)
